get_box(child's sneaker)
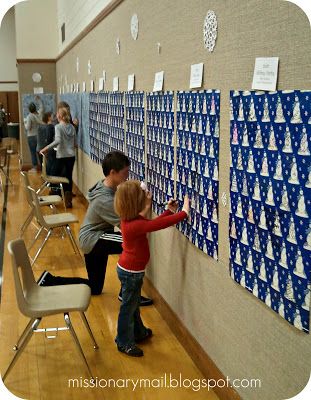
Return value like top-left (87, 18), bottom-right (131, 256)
top-left (117, 344), bottom-right (143, 357)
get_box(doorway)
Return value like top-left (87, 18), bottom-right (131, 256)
top-left (0, 91), bottom-right (19, 123)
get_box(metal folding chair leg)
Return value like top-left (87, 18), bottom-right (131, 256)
top-left (36, 181), bottom-right (48, 195)
top-left (27, 226), bottom-right (44, 251)
top-left (64, 313), bottom-right (94, 379)
top-left (65, 225), bottom-right (83, 262)
top-left (80, 312), bottom-right (99, 349)
top-left (2, 318), bottom-right (41, 382)
top-left (13, 318), bottom-right (36, 351)
top-left (31, 229), bottom-right (52, 266)
top-left (20, 209), bottom-right (34, 235)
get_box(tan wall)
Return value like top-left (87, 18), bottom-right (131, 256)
top-left (0, 8), bottom-right (18, 92)
top-left (56, 1), bottom-right (311, 399)
top-left (57, 0), bottom-right (111, 53)
top-left (14, 0), bottom-right (58, 59)
top-left (18, 62), bottom-right (56, 165)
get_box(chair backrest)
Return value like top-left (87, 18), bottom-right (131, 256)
top-left (0, 147), bottom-right (7, 168)
top-left (7, 239), bottom-right (37, 317)
top-left (20, 171), bottom-right (33, 207)
top-left (28, 185), bottom-right (47, 228)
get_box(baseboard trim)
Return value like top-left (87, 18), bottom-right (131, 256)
top-left (143, 277), bottom-right (241, 400)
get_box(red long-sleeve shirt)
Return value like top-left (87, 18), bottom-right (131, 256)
top-left (118, 209), bottom-right (187, 272)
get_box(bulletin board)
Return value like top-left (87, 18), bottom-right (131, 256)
top-left (146, 92), bottom-right (175, 215)
top-left (97, 91), bottom-right (111, 160)
top-left (109, 92), bottom-right (125, 153)
top-left (22, 93), bottom-right (56, 119)
top-left (176, 90), bottom-right (220, 259)
top-left (125, 91), bottom-right (145, 182)
top-left (229, 89), bottom-right (311, 333)
top-left (89, 92), bottom-right (99, 163)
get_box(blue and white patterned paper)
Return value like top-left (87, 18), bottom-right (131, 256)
top-left (80, 92), bottom-right (90, 155)
top-left (22, 93), bottom-right (56, 119)
top-left (176, 90), bottom-right (220, 259)
top-left (125, 92), bottom-right (145, 181)
top-left (89, 92), bottom-right (99, 163)
top-left (97, 91), bottom-right (111, 161)
top-left (229, 90), bottom-right (311, 333)
top-left (110, 92), bottom-right (124, 153)
top-left (146, 92), bottom-right (175, 214)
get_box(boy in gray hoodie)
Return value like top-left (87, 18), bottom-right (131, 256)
top-left (79, 151), bottom-right (152, 305)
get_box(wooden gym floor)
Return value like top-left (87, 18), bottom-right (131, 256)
top-left (0, 153), bottom-right (219, 400)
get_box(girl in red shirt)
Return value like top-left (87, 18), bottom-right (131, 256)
top-left (114, 180), bottom-right (189, 357)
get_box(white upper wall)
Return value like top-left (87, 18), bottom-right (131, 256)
top-left (0, 7), bottom-right (18, 90)
top-left (57, 0), bottom-right (111, 52)
top-left (15, 0), bottom-right (58, 59)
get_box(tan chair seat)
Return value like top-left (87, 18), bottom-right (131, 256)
top-left (43, 174), bottom-right (69, 184)
top-left (39, 195), bottom-right (62, 206)
top-left (44, 212), bottom-right (79, 227)
top-left (24, 284), bottom-right (91, 317)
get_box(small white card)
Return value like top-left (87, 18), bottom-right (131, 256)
top-left (76, 57), bottom-right (79, 73)
top-left (90, 80), bottom-right (94, 92)
top-left (99, 77), bottom-right (104, 91)
top-left (153, 71), bottom-right (164, 92)
top-left (190, 62), bottom-right (204, 89)
top-left (128, 74), bottom-right (135, 91)
top-left (88, 60), bottom-right (92, 75)
top-left (33, 87), bottom-right (44, 94)
top-left (113, 76), bottom-right (119, 91)
top-left (82, 82), bottom-right (86, 92)
top-left (252, 57), bottom-right (279, 91)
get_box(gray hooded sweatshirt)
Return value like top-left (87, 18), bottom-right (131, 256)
top-left (45, 123), bottom-right (75, 158)
top-left (79, 180), bottom-right (120, 254)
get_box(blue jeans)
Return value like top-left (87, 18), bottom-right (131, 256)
top-left (115, 266), bottom-right (147, 348)
top-left (27, 136), bottom-right (38, 167)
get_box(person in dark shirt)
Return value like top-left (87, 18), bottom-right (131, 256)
top-left (37, 112), bottom-right (56, 173)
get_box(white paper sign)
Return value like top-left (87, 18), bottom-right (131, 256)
top-left (252, 57), bottom-right (279, 91)
top-left (99, 77), bottom-right (104, 91)
top-left (76, 57), bottom-right (79, 73)
top-left (190, 62), bottom-right (204, 89)
top-left (88, 60), bottom-right (92, 75)
top-left (33, 87), bottom-right (44, 94)
top-left (153, 71), bottom-right (164, 92)
top-left (90, 80), bottom-right (94, 92)
top-left (82, 82), bottom-right (86, 92)
top-left (128, 74), bottom-right (135, 91)
top-left (113, 76), bottom-right (119, 92)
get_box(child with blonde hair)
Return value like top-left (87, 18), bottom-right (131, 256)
top-left (114, 180), bottom-right (189, 356)
top-left (40, 107), bottom-right (76, 207)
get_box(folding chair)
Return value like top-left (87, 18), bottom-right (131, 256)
top-left (37, 154), bottom-right (68, 210)
top-left (2, 238), bottom-right (98, 382)
top-left (27, 186), bottom-right (83, 265)
top-left (20, 171), bottom-right (63, 236)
